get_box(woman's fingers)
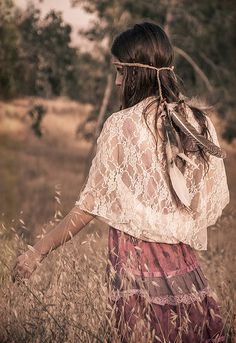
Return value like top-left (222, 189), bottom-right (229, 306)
top-left (12, 264), bottom-right (23, 283)
top-left (11, 254), bottom-right (35, 283)
top-left (12, 266), bottom-right (32, 283)
top-left (11, 249), bottom-right (45, 284)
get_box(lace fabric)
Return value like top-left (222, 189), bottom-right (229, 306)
top-left (108, 281), bottom-right (213, 306)
top-left (75, 96), bottom-right (230, 250)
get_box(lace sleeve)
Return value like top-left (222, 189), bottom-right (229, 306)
top-left (74, 115), bottom-right (128, 225)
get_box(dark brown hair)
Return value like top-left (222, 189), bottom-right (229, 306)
top-left (111, 22), bottom-right (210, 160)
top-left (111, 22), bottom-right (213, 207)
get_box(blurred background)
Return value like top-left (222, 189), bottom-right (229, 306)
top-left (0, 0), bottom-right (235, 341)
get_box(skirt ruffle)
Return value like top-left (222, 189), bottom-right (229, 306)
top-left (105, 226), bottom-right (226, 343)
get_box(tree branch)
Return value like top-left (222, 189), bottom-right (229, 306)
top-left (174, 46), bottom-right (214, 92)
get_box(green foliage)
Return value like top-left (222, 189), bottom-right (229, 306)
top-left (0, 0), bottom-right (21, 98)
top-left (17, 6), bottom-right (80, 98)
top-left (0, 1), bottom-right (82, 99)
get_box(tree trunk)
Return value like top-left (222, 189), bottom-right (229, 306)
top-left (82, 72), bottom-right (113, 180)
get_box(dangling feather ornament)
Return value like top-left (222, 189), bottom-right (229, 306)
top-left (163, 111), bottom-right (192, 209)
top-left (167, 102), bottom-right (227, 159)
top-left (160, 102), bottom-right (199, 169)
top-left (168, 113), bottom-right (199, 169)
top-left (162, 99), bottom-right (226, 212)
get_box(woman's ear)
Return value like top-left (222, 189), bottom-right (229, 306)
top-left (111, 56), bottom-right (123, 87)
top-left (115, 70), bottom-right (123, 86)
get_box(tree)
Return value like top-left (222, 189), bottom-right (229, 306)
top-left (0, 1), bottom-right (83, 100)
top-left (0, 0), bottom-right (21, 98)
top-left (18, 6), bottom-right (80, 98)
top-left (71, 0), bottom-right (236, 146)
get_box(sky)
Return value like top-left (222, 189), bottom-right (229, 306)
top-left (16, 0), bottom-right (96, 50)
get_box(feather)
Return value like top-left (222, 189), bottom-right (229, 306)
top-left (185, 96), bottom-right (212, 112)
top-left (162, 110), bottom-right (179, 158)
top-left (176, 152), bottom-right (198, 169)
top-left (168, 107), bottom-right (226, 159)
top-left (163, 104), bottom-right (199, 169)
top-left (171, 123), bottom-right (199, 168)
top-left (164, 111), bottom-right (178, 144)
top-left (165, 126), bottom-right (192, 208)
top-left (169, 161), bottom-right (192, 208)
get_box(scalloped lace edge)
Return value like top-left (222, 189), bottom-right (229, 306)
top-left (108, 285), bottom-right (214, 306)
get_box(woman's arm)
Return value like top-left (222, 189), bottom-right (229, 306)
top-left (12, 206), bottom-right (95, 282)
top-left (33, 206), bottom-right (95, 256)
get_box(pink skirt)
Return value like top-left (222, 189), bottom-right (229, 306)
top-left (105, 226), bottom-right (226, 343)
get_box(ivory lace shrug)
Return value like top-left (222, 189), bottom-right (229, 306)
top-left (75, 96), bottom-right (230, 250)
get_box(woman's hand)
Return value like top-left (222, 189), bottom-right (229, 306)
top-left (12, 248), bottom-right (46, 283)
top-left (11, 207), bottom-right (94, 283)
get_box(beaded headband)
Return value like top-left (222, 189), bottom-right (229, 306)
top-left (112, 61), bottom-right (175, 100)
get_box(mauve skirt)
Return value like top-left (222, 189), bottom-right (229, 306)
top-left (105, 226), bottom-right (226, 343)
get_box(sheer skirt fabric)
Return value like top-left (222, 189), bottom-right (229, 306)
top-left (105, 226), bottom-right (226, 343)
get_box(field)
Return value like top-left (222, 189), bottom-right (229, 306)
top-left (0, 97), bottom-right (235, 342)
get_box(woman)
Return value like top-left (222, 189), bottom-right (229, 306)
top-left (12, 22), bottom-right (230, 342)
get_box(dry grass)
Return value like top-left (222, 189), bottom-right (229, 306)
top-left (0, 97), bottom-right (235, 342)
top-left (0, 209), bottom-right (234, 342)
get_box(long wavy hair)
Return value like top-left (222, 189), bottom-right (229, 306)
top-left (111, 22), bottom-right (213, 179)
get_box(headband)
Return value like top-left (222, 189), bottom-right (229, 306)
top-left (112, 61), bottom-right (175, 100)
